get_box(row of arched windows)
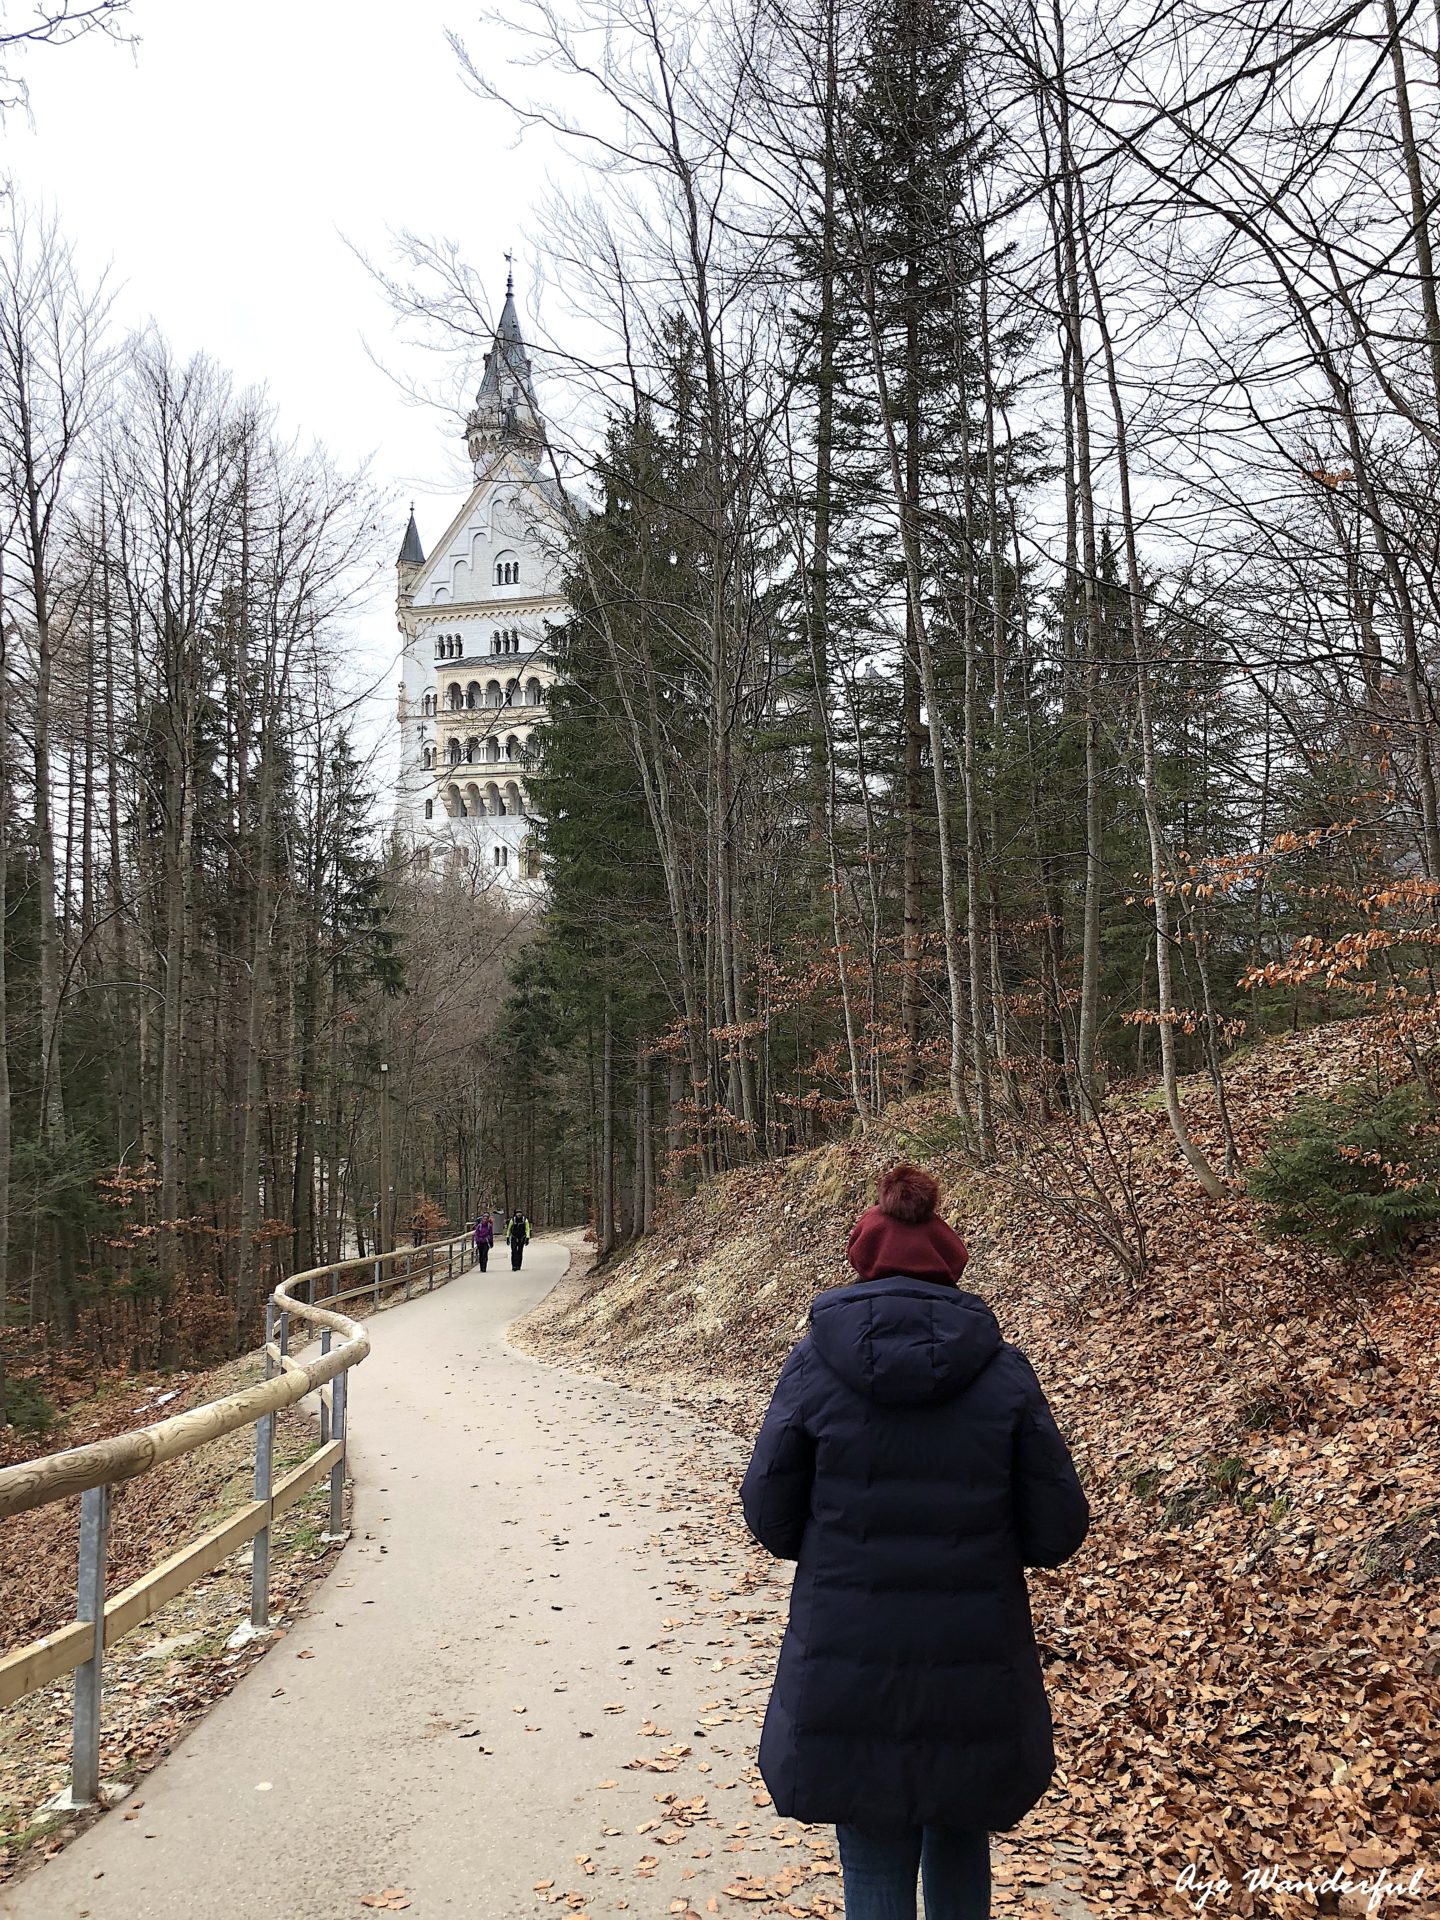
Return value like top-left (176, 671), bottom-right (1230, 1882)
top-left (422, 738), bottom-right (525, 769)
top-left (495, 559), bottom-right (520, 586)
top-left (427, 779), bottom-right (526, 818)
top-left (434, 633), bottom-right (465, 660)
top-left (435, 678), bottom-right (546, 712)
top-left (424, 734), bottom-right (525, 768)
top-left (492, 629), bottom-right (521, 655)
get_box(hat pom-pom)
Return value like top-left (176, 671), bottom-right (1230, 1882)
top-left (876, 1163), bottom-right (940, 1223)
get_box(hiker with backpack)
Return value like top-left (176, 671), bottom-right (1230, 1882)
top-left (741, 1163), bottom-right (1089, 1920)
top-left (507, 1210), bottom-right (531, 1270)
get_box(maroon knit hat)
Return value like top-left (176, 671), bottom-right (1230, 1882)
top-left (846, 1164), bottom-right (969, 1285)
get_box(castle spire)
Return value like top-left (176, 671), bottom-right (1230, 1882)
top-left (466, 262), bottom-right (546, 472)
top-left (398, 504), bottom-right (425, 568)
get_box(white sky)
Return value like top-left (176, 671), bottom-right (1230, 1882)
top-left (4, 0), bottom-right (569, 768)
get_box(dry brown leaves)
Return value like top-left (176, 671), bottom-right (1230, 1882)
top-left (513, 1017), bottom-right (1440, 1916)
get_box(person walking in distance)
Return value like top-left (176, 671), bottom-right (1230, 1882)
top-left (473, 1211), bottom-right (494, 1272)
top-left (507, 1209), bottom-right (531, 1271)
top-left (741, 1164), bottom-right (1089, 1920)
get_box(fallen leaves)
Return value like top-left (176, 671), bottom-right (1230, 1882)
top-left (358, 1889), bottom-right (410, 1912)
top-left (513, 1015), bottom-right (1439, 1917)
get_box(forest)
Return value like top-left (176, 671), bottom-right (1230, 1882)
top-left (5, 0), bottom-right (1440, 1396)
top-left (0, 203), bottom-right (567, 1416)
top-left (465, 0), bottom-right (1440, 1253)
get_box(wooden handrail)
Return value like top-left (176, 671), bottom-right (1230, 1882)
top-left (0, 1235), bottom-right (466, 1522)
top-left (0, 1229), bottom-right (475, 1806)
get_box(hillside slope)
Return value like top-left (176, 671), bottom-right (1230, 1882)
top-left (514, 1020), bottom-right (1438, 1917)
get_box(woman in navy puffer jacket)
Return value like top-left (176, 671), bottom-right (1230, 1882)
top-left (740, 1164), bottom-right (1089, 1920)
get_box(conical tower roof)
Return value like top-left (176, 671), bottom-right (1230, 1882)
top-left (398, 506), bottom-right (425, 567)
top-left (466, 264), bottom-right (546, 470)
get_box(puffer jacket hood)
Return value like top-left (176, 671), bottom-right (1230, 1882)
top-left (808, 1276), bottom-right (1003, 1408)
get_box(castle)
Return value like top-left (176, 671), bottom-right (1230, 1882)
top-left (392, 271), bottom-right (566, 883)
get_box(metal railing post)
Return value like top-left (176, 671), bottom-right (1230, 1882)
top-left (373, 1256), bottom-right (381, 1307)
top-left (251, 1299), bottom-right (276, 1628)
top-left (70, 1483), bottom-right (110, 1806)
top-left (319, 1328), bottom-right (332, 1445)
top-left (447, 1239), bottom-right (454, 1282)
top-left (328, 1368), bottom-right (347, 1537)
top-left (428, 1244), bottom-right (435, 1292)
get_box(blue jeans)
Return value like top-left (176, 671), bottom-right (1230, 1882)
top-left (836, 1825), bottom-right (991, 1920)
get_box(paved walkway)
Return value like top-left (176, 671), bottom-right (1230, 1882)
top-left (5, 1239), bottom-right (836, 1920)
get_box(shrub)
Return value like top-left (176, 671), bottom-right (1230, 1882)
top-left (1, 1378), bottom-right (57, 1436)
top-left (1250, 1081), bottom-right (1440, 1261)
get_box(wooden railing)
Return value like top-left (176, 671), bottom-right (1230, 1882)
top-left (0, 1231), bottom-right (474, 1809)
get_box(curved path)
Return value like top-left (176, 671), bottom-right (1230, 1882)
top-left (4, 1241), bottom-right (836, 1920)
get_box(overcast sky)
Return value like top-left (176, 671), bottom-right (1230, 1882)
top-left (5, 0), bottom-right (567, 759)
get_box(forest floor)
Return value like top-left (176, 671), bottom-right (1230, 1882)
top-left (510, 1018), bottom-right (1440, 1919)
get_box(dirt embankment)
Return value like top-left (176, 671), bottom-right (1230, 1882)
top-left (513, 1021), bottom-right (1439, 1917)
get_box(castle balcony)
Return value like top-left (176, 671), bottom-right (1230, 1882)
top-left (436, 773), bottom-right (529, 822)
top-left (436, 700), bottom-right (546, 723)
top-left (440, 756), bottom-right (529, 777)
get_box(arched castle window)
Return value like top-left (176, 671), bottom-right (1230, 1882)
top-left (423, 692), bottom-right (436, 717)
top-left (505, 679), bottom-right (519, 704)
top-left (447, 683), bottom-right (463, 710)
top-left (465, 737), bottom-right (479, 763)
top-left (487, 679), bottom-right (502, 706)
top-left (447, 739), bottom-right (461, 765)
top-left (423, 746), bottom-right (434, 770)
top-left (424, 799), bottom-right (434, 820)
top-left (526, 678), bottom-right (543, 707)
top-left (485, 737), bottom-right (501, 763)
top-left (506, 735), bottom-right (521, 761)
top-left (466, 681), bottom-right (481, 709)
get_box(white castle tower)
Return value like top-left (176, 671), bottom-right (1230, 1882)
top-left (394, 269), bottom-right (568, 884)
